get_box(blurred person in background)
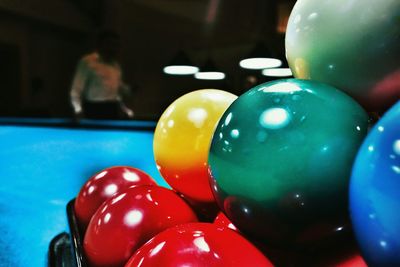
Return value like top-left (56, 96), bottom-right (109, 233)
top-left (70, 30), bottom-right (134, 120)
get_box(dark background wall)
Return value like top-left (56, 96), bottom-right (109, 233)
top-left (0, 0), bottom-right (91, 116)
top-left (0, 0), bottom-right (295, 120)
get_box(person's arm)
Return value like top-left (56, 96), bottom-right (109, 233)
top-left (70, 60), bottom-right (88, 116)
top-left (116, 94), bottom-right (134, 118)
top-left (117, 65), bottom-right (134, 118)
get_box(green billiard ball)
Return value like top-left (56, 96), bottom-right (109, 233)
top-left (208, 79), bottom-right (369, 250)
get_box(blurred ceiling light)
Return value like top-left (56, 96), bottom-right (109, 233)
top-left (262, 68), bottom-right (292, 77)
top-left (262, 59), bottom-right (293, 77)
top-left (163, 51), bottom-right (199, 75)
top-left (195, 59), bottom-right (225, 80)
top-left (239, 43), bottom-right (282, 70)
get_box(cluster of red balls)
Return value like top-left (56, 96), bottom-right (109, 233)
top-left (74, 166), bottom-right (273, 267)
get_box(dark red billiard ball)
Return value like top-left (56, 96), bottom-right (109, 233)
top-left (125, 223), bottom-right (274, 267)
top-left (74, 166), bottom-right (156, 228)
top-left (84, 185), bottom-right (198, 267)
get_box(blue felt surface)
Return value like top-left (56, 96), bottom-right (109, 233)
top-left (0, 123), bottom-right (166, 267)
top-left (0, 117), bottom-right (157, 128)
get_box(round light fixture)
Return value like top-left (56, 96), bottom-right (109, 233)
top-left (262, 68), bottom-right (293, 77)
top-left (239, 43), bottom-right (282, 70)
top-left (194, 59), bottom-right (225, 80)
top-left (240, 58), bottom-right (282, 70)
top-left (195, 71), bottom-right (225, 80)
top-left (163, 65), bottom-right (199, 75)
top-left (163, 50), bottom-right (199, 75)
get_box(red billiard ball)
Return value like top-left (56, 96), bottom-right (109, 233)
top-left (335, 254), bottom-right (367, 267)
top-left (213, 212), bottom-right (238, 231)
top-left (74, 166), bottom-right (156, 228)
top-left (84, 185), bottom-right (198, 267)
top-left (125, 223), bottom-right (274, 267)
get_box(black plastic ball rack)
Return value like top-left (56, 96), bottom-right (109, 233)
top-left (48, 199), bottom-right (88, 267)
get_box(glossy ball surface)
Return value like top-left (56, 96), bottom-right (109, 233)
top-left (350, 101), bottom-right (400, 266)
top-left (286, 0), bottom-right (400, 110)
top-left (75, 166), bottom-right (156, 228)
top-left (84, 185), bottom-right (197, 267)
top-left (214, 212), bottom-right (238, 231)
top-left (153, 89), bottom-right (237, 202)
top-left (208, 79), bottom-right (369, 248)
top-left (124, 223), bottom-right (273, 267)
top-left (334, 254), bottom-right (367, 267)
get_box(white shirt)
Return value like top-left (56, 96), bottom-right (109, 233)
top-left (70, 52), bottom-right (131, 115)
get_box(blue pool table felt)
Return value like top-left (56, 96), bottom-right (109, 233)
top-left (0, 120), bottom-right (167, 267)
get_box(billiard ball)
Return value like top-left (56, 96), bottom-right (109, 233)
top-left (213, 212), bottom-right (237, 231)
top-left (75, 166), bottom-right (156, 228)
top-left (332, 253), bottom-right (367, 267)
top-left (153, 89), bottom-right (237, 203)
top-left (350, 101), bottom-right (400, 266)
top-left (286, 0), bottom-right (400, 110)
top-left (208, 79), bottom-right (369, 250)
top-left (124, 223), bottom-right (274, 267)
top-left (84, 185), bottom-right (197, 267)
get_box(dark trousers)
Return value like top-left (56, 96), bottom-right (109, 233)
top-left (83, 101), bottom-right (122, 120)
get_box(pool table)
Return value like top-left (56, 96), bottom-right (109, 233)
top-left (0, 118), bottom-right (167, 267)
